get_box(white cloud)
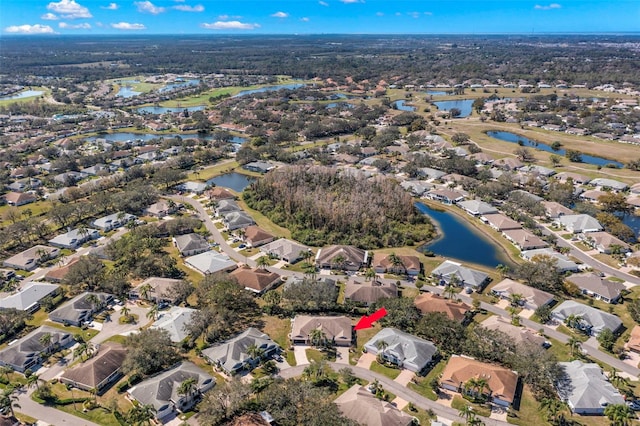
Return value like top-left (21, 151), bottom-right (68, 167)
top-left (101, 3), bottom-right (119, 10)
top-left (395, 12), bottom-right (402, 16)
top-left (319, 1), bottom-right (329, 6)
top-left (376, 12), bottom-right (384, 16)
top-left (409, 11), bottom-right (420, 18)
top-left (111, 22), bottom-right (146, 30)
top-left (535, 3), bottom-right (561, 10)
top-left (41, 13), bottom-right (60, 20)
top-left (300, 17), bottom-right (310, 22)
top-left (59, 22), bottom-right (91, 29)
top-left (135, 1), bottom-right (165, 14)
top-left (173, 4), bottom-right (204, 12)
top-left (5, 24), bottom-right (56, 34)
top-left (201, 21), bottom-right (260, 30)
top-left (271, 11), bottom-right (288, 18)
top-left (47, 0), bottom-right (92, 19)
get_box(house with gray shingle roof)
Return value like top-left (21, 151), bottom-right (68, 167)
top-left (60, 343), bottom-right (126, 393)
top-left (457, 199), bottom-right (498, 216)
top-left (92, 212), bottom-right (136, 231)
top-left (556, 214), bottom-right (603, 234)
top-left (590, 178), bottom-right (628, 192)
top-left (335, 385), bottom-right (414, 426)
top-left (173, 233), bottom-right (210, 257)
top-left (128, 362), bottom-right (215, 420)
top-left (0, 282), bottom-right (60, 313)
top-left (364, 328), bottom-right (437, 373)
top-left (259, 238), bottom-right (310, 264)
top-left (185, 251), bottom-right (237, 275)
top-left (48, 292), bottom-right (112, 326)
top-left (431, 260), bottom-right (489, 291)
top-left (0, 325), bottom-right (73, 372)
top-left (551, 301), bottom-right (623, 336)
top-left (566, 274), bottom-right (626, 304)
top-left (3, 245), bottom-right (60, 271)
top-left (150, 307), bottom-right (197, 343)
top-left (201, 327), bottom-right (279, 375)
top-left (223, 211), bottom-right (255, 231)
top-left (48, 228), bottom-right (100, 250)
top-left (557, 360), bottom-right (624, 414)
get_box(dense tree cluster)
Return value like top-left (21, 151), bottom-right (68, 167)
top-left (0, 308), bottom-right (31, 344)
top-left (122, 328), bottom-right (182, 376)
top-left (244, 166), bottom-right (434, 248)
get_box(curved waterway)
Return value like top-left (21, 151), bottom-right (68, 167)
top-left (415, 202), bottom-right (510, 269)
top-left (486, 131), bottom-right (623, 168)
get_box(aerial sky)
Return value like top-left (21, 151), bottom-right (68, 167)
top-left (2, 0), bottom-right (638, 35)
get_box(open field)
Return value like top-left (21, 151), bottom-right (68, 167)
top-left (0, 86), bottom-right (50, 107)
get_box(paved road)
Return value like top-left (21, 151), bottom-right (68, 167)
top-left (16, 387), bottom-right (100, 426)
top-left (278, 364), bottom-right (510, 426)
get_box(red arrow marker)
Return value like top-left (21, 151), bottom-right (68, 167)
top-left (354, 307), bottom-right (388, 331)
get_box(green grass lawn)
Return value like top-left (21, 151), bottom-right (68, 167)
top-left (450, 395), bottom-right (492, 418)
top-left (507, 387), bottom-right (550, 426)
top-left (261, 315), bottom-right (296, 366)
top-left (369, 360), bottom-right (401, 380)
top-left (350, 325), bottom-right (381, 365)
top-left (57, 404), bottom-right (122, 426)
top-left (187, 160), bottom-right (239, 181)
top-left (237, 199), bottom-right (292, 239)
top-left (407, 359), bottom-right (446, 401)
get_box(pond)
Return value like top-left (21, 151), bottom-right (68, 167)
top-left (326, 102), bottom-right (354, 109)
top-left (486, 131), bottom-right (623, 168)
top-left (426, 90), bottom-right (449, 96)
top-left (206, 172), bottom-right (255, 192)
top-left (234, 83), bottom-right (307, 98)
top-left (433, 99), bottom-right (474, 117)
top-left (394, 100), bottom-right (417, 111)
top-left (620, 213), bottom-right (640, 238)
top-left (0, 90), bottom-right (44, 101)
top-left (415, 202), bottom-right (508, 269)
top-left (158, 79), bottom-right (200, 93)
top-left (116, 87), bottom-right (141, 98)
top-left (136, 105), bottom-right (205, 114)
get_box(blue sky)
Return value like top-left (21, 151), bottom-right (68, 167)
top-left (2, 0), bottom-right (638, 35)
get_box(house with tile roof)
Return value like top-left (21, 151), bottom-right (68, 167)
top-left (290, 315), bottom-right (353, 347)
top-left (243, 226), bottom-right (274, 248)
top-left (414, 293), bottom-right (471, 322)
top-left (316, 245), bottom-right (368, 271)
top-left (344, 278), bottom-right (398, 306)
top-left (371, 253), bottom-right (421, 276)
top-left (230, 266), bottom-right (281, 294)
top-left (335, 385), bottom-right (415, 426)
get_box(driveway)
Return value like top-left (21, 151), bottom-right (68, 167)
top-left (335, 347), bottom-right (350, 364)
top-left (92, 301), bottom-right (151, 344)
top-left (394, 369), bottom-right (415, 386)
top-left (293, 345), bottom-right (310, 365)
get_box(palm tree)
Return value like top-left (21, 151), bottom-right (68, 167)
top-left (26, 373), bottom-right (41, 390)
top-left (302, 249), bottom-right (314, 266)
top-left (256, 255), bottom-right (270, 270)
top-left (604, 403), bottom-right (633, 426)
top-left (566, 336), bottom-right (582, 358)
top-left (332, 254), bottom-right (346, 272)
top-left (0, 366), bottom-right (13, 382)
top-left (309, 328), bottom-right (327, 348)
top-left (246, 344), bottom-right (265, 368)
top-left (139, 283), bottom-right (152, 301)
top-left (86, 293), bottom-right (101, 312)
top-left (0, 386), bottom-right (20, 418)
top-left (365, 268), bottom-right (377, 282)
top-left (127, 403), bottom-right (156, 426)
top-left (177, 377), bottom-right (198, 404)
top-left (375, 339), bottom-right (389, 363)
top-left (147, 304), bottom-right (159, 321)
top-left (565, 314), bottom-right (583, 331)
top-left (120, 305), bottom-right (131, 322)
top-left (458, 404), bottom-right (474, 421)
top-left (444, 284), bottom-right (457, 300)
top-left (509, 293), bottom-right (524, 307)
top-left (39, 332), bottom-right (53, 353)
top-left (495, 264), bottom-right (510, 278)
top-left (388, 252), bottom-right (406, 275)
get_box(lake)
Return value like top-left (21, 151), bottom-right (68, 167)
top-left (136, 105), bottom-right (205, 114)
top-left (0, 90), bottom-right (44, 101)
top-left (116, 87), bottom-right (141, 98)
top-left (426, 90), bottom-right (449, 96)
top-left (158, 79), bottom-right (200, 93)
top-left (486, 131), bottom-right (623, 168)
top-left (433, 99), bottom-right (474, 117)
top-left (234, 83), bottom-right (306, 98)
top-left (620, 213), bottom-right (640, 238)
top-left (415, 202), bottom-right (508, 269)
top-left (326, 102), bottom-right (354, 109)
top-left (394, 100), bottom-right (417, 111)
top-left (206, 172), bottom-right (255, 192)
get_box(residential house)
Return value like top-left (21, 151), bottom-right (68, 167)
top-left (370, 253), bottom-right (421, 276)
top-left (315, 245), bottom-right (368, 271)
top-left (48, 228), bottom-right (100, 250)
top-left (260, 238), bottom-right (310, 264)
top-left (482, 213), bottom-right (522, 232)
top-left (128, 362), bottom-right (215, 420)
top-left (0, 282), bottom-right (60, 312)
top-left (590, 178), bottom-right (628, 192)
top-left (431, 260), bottom-right (489, 291)
top-left (145, 200), bottom-right (178, 218)
top-left (230, 266), bottom-right (281, 294)
top-left (490, 279), bottom-right (554, 311)
top-left (541, 201), bottom-right (573, 219)
top-left (223, 211), bottom-right (255, 231)
top-left (556, 214), bottom-right (603, 234)
top-left (343, 278), bottom-right (398, 306)
top-left (578, 232), bottom-right (631, 254)
top-left (334, 385), bottom-right (415, 426)
top-left (580, 189), bottom-right (608, 203)
top-left (554, 172), bottom-right (590, 185)
top-left (557, 360), bottom-right (624, 414)
top-left (202, 327), bottom-right (279, 375)
top-left (215, 199), bottom-right (241, 217)
top-left (400, 180), bottom-right (432, 196)
top-left (48, 292), bottom-right (112, 326)
top-left (290, 315), bottom-right (353, 347)
top-left (243, 226), bottom-right (274, 248)
top-left (364, 328), bottom-right (437, 373)
top-left (626, 325), bottom-right (640, 354)
top-left (493, 158), bottom-right (524, 170)
top-left (0, 326), bottom-right (73, 372)
top-left (502, 229), bottom-right (548, 251)
top-left (130, 277), bottom-right (186, 304)
top-left (520, 248), bottom-right (580, 272)
top-left (176, 181), bottom-right (207, 195)
top-left (457, 200), bottom-right (498, 216)
top-left (414, 293), bottom-right (470, 322)
top-left (60, 343), bottom-right (127, 393)
top-left (3, 245), bottom-right (60, 271)
top-left (4, 191), bottom-right (37, 206)
top-left (206, 187), bottom-right (236, 202)
top-left (243, 161), bottom-right (275, 174)
top-left (418, 167), bottom-right (446, 180)
top-left (426, 189), bottom-right (465, 205)
top-left (481, 316), bottom-right (547, 347)
top-left (173, 233), bottom-right (210, 257)
top-left (551, 301), bottom-right (623, 336)
top-left (150, 307), bottom-right (197, 343)
top-left (185, 251), bottom-right (237, 275)
top-left (439, 355), bottom-right (518, 407)
top-left (566, 274), bottom-right (626, 304)
top-left (92, 212), bottom-right (136, 231)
